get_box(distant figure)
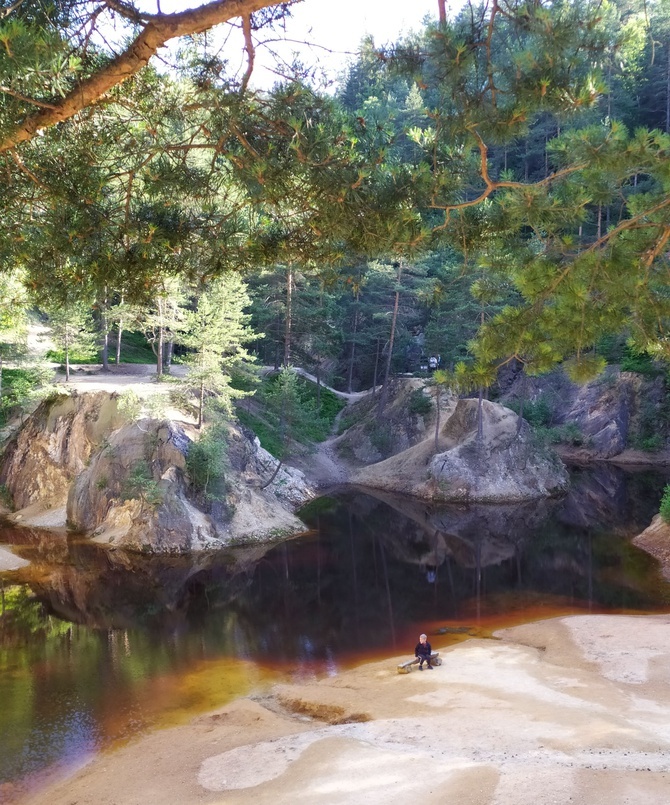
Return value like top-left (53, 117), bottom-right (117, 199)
top-left (415, 633), bottom-right (433, 670)
top-left (428, 355), bottom-right (438, 371)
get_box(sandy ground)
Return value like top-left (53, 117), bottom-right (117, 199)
top-left (7, 613), bottom-right (670, 805)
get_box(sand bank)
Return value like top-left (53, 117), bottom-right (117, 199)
top-left (11, 613), bottom-right (670, 805)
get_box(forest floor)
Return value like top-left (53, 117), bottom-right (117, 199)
top-left (12, 613), bottom-right (670, 805)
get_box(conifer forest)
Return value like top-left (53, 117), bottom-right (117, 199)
top-left (2, 0), bottom-right (670, 420)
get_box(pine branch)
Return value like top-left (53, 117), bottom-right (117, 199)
top-left (0, 0), bottom-right (296, 154)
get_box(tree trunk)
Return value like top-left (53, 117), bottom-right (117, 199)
top-left (116, 318), bottom-right (123, 364)
top-left (437, 0), bottom-right (446, 24)
top-left (346, 287), bottom-right (360, 394)
top-left (283, 264), bottom-right (293, 367)
top-left (100, 287), bottom-right (110, 372)
top-left (260, 456), bottom-right (284, 489)
top-left (377, 261), bottom-right (402, 418)
top-left (156, 298), bottom-right (164, 377)
top-left (64, 333), bottom-right (71, 382)
top-left (667, 40), bottom-right (670, 133)
top-left (516, 371), bottom-right (526, 436)
top-left (165, 338), bottom-right (174, 374)
top-left (372, 337), bottom-right (381, 397)
top-left (198, 379), bottom-right (205, 429)
top-left (434, 384), bottom-right (441, 453)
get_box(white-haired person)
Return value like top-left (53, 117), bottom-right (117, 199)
top-left (414, 633), bottom-right (433, 670)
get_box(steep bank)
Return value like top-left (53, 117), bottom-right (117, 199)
top-left (13, 613), bottom-right (670, 805)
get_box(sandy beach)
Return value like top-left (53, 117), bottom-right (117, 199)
top-left (7, 612), bottom-right (670, 805)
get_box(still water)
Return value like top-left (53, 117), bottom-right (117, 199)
top-left (2, 464), bottom-right (670, 795)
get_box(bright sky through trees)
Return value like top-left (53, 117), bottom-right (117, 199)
top-left (140, 0), bottom-right (443, 88)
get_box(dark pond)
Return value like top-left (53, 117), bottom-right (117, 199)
top-left (2, 464), bottom-right (670, 797)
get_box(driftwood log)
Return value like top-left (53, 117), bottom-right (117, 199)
top-left (397, 652), bottom-right (441, 674)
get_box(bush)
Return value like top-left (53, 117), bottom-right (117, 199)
top-left (0, 366), bottom-right (50, 425)
top-left (408, 388), bottom-right (433, 415)
top-left (507, 396), bottom-right (553, 427)
top-left (236, 408), bottom-right (283, 457)
top-left (660, 485), bottom-right (670, 524)
top-left (620, 347), bottom-right (662, 377)
top-left (121, 463), bottom-right (162, 506)
top-left (368, 422), bottom-right (393, 456)
top-left (186, 425), bottom-right (228, 501)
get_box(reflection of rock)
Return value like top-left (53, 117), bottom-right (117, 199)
top-left (26, 541), bottom-right (277, 630)
top-left (354, 399), bottom-right (568, 503)
top-left (557, 464), bottom-right (666, 533)
top-left (633, 515), bottom-right (670, 581)
top-left (346, 488), bottom-right (556, 569)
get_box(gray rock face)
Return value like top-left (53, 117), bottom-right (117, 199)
top-left (427, 400), bottom-right (569, 502)
top-left (353, 398), bottom-right (568, 503)
top-left (556, 373), bottom-right (637, 457)
top-left (501, 366), bottom-right (668, 460)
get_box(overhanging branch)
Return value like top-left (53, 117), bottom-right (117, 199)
top-left (0, 0), bottom-right (294, 154)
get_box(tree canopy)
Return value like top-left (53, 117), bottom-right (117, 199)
top-left (3, 0), bottom-right (670, 399)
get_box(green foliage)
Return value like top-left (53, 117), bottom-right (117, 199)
top-left (117, 390), bottom-right (143, 422)
top-left (116, 330), bottom-right (156, 364)
top-left (368, 422), bottom-right (393, 456)
top-left (256, 370), bottom-right (344, 450)
top-left (186, 424), bottom-right (228, 501)
top-left (506, 397), bottom-right (553, 428)
top-left (620, 348), bottom-right (662, 378)
top-left (660, 485), bottom-right (670, 525)
top-left (535, 422), bottom-right (585, 446)
top-left (121, 463), bottom-right (162, 506)
top-left (0, 366), bottom-right (49, 425)
top-left (408, 388), bottom-right (433, 415)
top-left (236, 408), bottom-right (283, 457)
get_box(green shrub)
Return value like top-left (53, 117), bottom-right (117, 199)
top-left (121, 463), bottom-right (162, 506)
top-left (660, 485), bottom-right (670, 524)
top-left (368, 422), bottom-right (393, 456)
top-left (0, 367), bottom-right (50, 425)
top-left (639, 434), bottom-right (664, 452)
top-left (186, 425), bottom-right (228, 501)
top-left (336, 409), bottom-right (359, 435)
top-left (236, 408), bottom-right (283, 457)
top-left (408, 388), bottom-right (433, 415)
top-left (507, 396), bottom-right (553, 427)
top-left (620, 347), bottom-right (662, 377)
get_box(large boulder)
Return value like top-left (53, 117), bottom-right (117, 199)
top-left (0, 390), bottom-right (315, 552)
top-left (354, 399), bottom-right (568, 503)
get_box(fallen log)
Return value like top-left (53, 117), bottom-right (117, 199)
top-left (397, 652), bottom-right (441, 674)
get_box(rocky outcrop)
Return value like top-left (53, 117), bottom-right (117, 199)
top-left (0, 391), bottom-right (315, 553)
top-left (633, 515), bottom-right (670, 581)
top-left (335, 378), bottom-right (456, 465)
top-left (501, 366), bottom-right (669, 461)
top-left (354, 399), bottom-right (568, 502)
top-left (0, 391), bottom-right (125, 510)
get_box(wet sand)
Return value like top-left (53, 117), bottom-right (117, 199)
top-left (10, 613), bottom-right (670, 805)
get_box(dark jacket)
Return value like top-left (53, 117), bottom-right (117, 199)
top-left (415, 640), bottom-right (432, 659)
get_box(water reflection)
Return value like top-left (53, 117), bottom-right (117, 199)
top-left (1, 464), bottom-right (670, 793)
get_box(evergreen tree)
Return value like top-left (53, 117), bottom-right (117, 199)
top-left (180, 274), bottom-right (257, 428)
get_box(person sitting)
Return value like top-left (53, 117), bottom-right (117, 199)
top-left (415, 633), bottom-right (433, 670)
